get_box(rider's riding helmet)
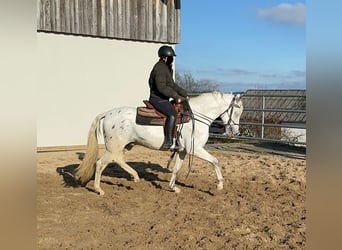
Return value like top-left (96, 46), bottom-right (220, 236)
top-left (158, 45), bottom-right (176, 57)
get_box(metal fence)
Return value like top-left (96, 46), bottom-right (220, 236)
top-left (209, 92), bottom-right (306, 145)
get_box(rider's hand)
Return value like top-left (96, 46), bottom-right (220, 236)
top-left (177, 96), bottom-right (189, 103)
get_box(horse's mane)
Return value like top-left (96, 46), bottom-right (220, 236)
top-left (191, 91), bottom-right (233, 103)
top-left (193, 91), bottom-right (223, 98)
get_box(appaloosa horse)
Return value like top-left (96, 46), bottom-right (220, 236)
top-left (75, 91), bottom-right (243, 195)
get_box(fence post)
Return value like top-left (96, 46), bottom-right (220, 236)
top-left (261, 95), bottom-right (265, 139)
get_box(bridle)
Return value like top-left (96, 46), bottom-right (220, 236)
top-left (226, 96), bottom-right (241, 127)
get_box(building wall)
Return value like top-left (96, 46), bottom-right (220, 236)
top-left (37, 32), bottom-right (168, 147)
top-left (37, 0), bottom-right (180, 44)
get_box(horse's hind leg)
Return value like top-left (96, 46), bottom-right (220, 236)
top-left (94, 151), bottom-right (113, 195)
top-left (94, 150), bottom-right (140, 195)
top-left (115, 153), bottom-right (140, 182)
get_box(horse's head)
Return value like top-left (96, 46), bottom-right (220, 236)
top-left (220, 94), bottom-right (244, 137)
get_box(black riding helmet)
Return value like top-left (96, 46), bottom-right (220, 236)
top-left (158, 45), bottom-right (176, 57)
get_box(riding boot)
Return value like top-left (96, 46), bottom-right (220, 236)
top-left (160, 115), bottom-right (180, 151)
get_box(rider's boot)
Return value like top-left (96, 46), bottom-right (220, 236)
top-left (160, 116), bottom-right (181, 151)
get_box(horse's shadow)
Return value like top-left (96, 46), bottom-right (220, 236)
top-left (56, 152), bottom-right (175, 190)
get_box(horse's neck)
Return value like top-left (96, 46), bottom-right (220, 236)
top-left (190, 93), bottom-right (230, 120)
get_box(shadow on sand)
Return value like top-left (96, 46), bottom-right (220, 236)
top-left (56, 152), bottom-right (173, 191)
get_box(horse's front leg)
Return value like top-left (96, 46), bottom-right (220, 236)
top-left (193, 147), bottom-right (224, 191)
top-left (169, 151), bottom-right (187, 193)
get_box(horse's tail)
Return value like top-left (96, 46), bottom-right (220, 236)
top-left (74, 112), bottom-right (106, 185)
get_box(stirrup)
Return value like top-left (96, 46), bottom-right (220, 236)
top-left (160, 140), bottom-right (172, 151)
top-left (169, 138), bottom-right (183, 151)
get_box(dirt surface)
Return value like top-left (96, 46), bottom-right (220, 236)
top-left (37, 143), bottom-right (306, 249)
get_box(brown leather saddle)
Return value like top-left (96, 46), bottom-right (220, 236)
top-left (136, 100), bottom-right (192, 126)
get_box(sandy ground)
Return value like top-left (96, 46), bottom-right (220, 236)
top-left (37, 143), bottom-right (306, 249)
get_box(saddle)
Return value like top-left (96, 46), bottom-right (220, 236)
top-left (136, 100), bottom-right (192, 126)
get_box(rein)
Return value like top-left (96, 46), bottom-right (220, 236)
top-left (177, 110), bottom-right (195, 178)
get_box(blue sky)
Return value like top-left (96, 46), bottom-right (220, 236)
top-left (175, 1), bottom-right (306, 92)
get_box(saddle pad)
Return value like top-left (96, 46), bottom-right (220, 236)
top-left (136, 107), bottom-right (192, 126)
top-left (137, 107), bottom-right (164, 119)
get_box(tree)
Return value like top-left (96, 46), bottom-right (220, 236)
top-left (175, 72), bottom-right (219, 93)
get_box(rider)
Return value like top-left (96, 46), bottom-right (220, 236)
top-left (148, 45), bottom-right (189, 150)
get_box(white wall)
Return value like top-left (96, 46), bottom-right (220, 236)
top-left (37, 33), bottom-right (167, 147)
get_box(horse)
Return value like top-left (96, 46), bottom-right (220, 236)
top-left (74, 91), bottom-right (244, 195)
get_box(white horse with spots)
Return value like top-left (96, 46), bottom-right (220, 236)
top-left (75, 91), bottom-right (243, 195)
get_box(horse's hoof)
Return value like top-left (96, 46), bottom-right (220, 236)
top-left (172, 186), bottom-right (181, 193)
top-left (133, 177), bottom-right (140, 183)
top-left (96, 189), bottom-right (105, 196)
top-left (217, 182), bottom-right (223, 191)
